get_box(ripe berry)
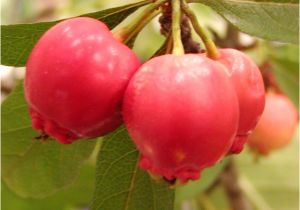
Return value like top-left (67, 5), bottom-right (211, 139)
top-left (213, 49), bottom-right (265, 154)
top-left (248, 92), bottom-right (298, 155)
top-left (123, 54), bottom-right (239, 182)
top-left (25, 17), bottom-right (140, 144)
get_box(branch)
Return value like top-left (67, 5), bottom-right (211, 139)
top-left (220, 159), bottom-right (252, 210)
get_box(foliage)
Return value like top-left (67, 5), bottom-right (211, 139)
top-left (2, 82), bottom-right (96, 198)
top-left (1, 0), bottom-right (299, 210)
top-left (196, 0), bottom-right (299, 44)
top-left (91, 128), bottom-right (174, 210)
top-left (2, 164), bottom-right (95, 210)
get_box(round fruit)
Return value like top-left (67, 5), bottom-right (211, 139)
top-left (25, 17), bottom-right (140, 144)
top-left (213, 49), bottom-right (265, 154)
top-left (248, 92), bottom-right (298, 155)
top-left (123, 54), bottom-right (239, 182)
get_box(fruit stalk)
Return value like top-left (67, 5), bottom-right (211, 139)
top-left (171, 0), bottom-right (184, 55)
top-left (114, 0), bottom-right (167, 43)
top-left (181, 0), bottom-right (219, 59)
top-left (128, 9), bottom-right (162, 43)
top-left (159, 2), bottom-right (201, 54)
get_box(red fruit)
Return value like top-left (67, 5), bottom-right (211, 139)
top-left (123, 54), bottom-right (239, 182)
top-left (214, 49), bottom-right (265, 154)
top-left (25, 17), bottom-right (140, 144)
top-left (248, 92), bottom-right (298, 155)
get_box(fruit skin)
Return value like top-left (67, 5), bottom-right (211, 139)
top-left (214, 49), bottom-right (265, 154)
top-left (25, 17), bottom-right (140, 144)
top-left (123, 54), bottom-right (239, 182)
top-left (248, 92), bottom-right (298, 155)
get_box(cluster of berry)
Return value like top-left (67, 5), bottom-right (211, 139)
top-left (25, 17), bottom-right (266, 182)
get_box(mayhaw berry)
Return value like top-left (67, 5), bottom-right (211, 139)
top-left (248, 92), bottom-right (298, 155)
top-left (209, 49), bottom-right (265, 154)
top-left (122, 54), bottom-right (239, 182)
top-left (25, 17), bottom-right (140, 144)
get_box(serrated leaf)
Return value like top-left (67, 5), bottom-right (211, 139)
top-left (197, 0), bottom-right (299, 44)
top-left (1, 0), bottom-right (149, 67)
top-left (1, 82), bottom-right (96, 198)
top-left (1, 163), bottom-right (95, 210)
top-left (91, 128), bottom-right (174, 210)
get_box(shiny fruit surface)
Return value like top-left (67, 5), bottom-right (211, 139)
top-left (25, 17), bottom-right (140, 144)
top-left (215, 49), bottom-right (265, 154)
top-left (123, 54), bottom-right (239, 182)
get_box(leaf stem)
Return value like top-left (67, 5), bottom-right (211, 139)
top-left (171, 0), bottom-right (184, 55)
top-left (114, 0), bottom-right (167, 44)
top-left (181, 0), bottom-right (219, 59)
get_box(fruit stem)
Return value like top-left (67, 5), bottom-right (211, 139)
top-left (171, 0), bottom-right (185, 55)
top-left (166, 33), bottom-right (173, 54)
top-left (113, 0), bottom-right (167, 44)
top-left (181, 0), bottom-right (219, 59)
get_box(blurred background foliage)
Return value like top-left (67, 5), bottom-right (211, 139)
top-left (1, 0), bottom-right (298, 210)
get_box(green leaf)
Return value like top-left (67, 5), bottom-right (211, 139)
top-left (91, 128), bottom-right (174, 210)
top-left (2, 82), bottom-right (37, 156)
top-left (236, 131), bottom-right (299, 210)
top-left (1, 82), bottom-right (96, 198)
top-left (1, 0), bottom-right (149, 67)
top-left (2, 140), bottom-right (95, 199)
top-left (174, 158), bottom-right (229, 210)
top-left (197, 0), bottom-right (299, 44)
top-left (2, 163), bottom-right (95, 210)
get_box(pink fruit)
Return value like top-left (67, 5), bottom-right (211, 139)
top-left (25, 17), bottom-right (140, 144)
top-left (248, 92), bottom-right (298, 155)
top-left (214, 49), bottom-right (265, 154)
top-left (123, 54), bottom-right (239, 182)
